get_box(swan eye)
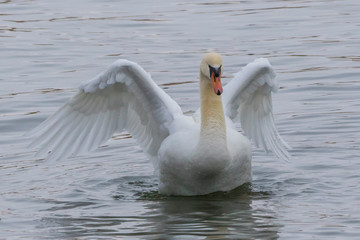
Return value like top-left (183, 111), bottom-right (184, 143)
top-left (209, 65), bottom-right (221, 78)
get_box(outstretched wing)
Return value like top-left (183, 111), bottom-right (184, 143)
top-left (222, 58), bottom-right (291, 160)
top-left (26, 59), bottom-right (183, 161)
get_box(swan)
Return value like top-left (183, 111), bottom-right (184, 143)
top-left (27, 53), bottom-right (290, 196)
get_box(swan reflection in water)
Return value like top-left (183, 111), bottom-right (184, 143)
top-left (141, 186), bottom-right (281, 239)
top-left (38, 183), bottom-right (281, 239)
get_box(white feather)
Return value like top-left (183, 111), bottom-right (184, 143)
top-left (223, 58), bottom-right (291, 160)
top-left (27, 59), bottom-right (183, 161)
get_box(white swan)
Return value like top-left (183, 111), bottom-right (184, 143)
top-left (27, 53), bottom-right (290, 196)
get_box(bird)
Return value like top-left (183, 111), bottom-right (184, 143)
top-left (27, 52), bottom-right (290, 196)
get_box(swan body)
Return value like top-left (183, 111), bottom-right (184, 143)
top-left (27, 53), bottom-right (290, 196)
top-left (158, 119), bottom-right (251, 195)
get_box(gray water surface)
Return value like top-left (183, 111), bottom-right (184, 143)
top-left (1, 0), bottom-right (360, 239)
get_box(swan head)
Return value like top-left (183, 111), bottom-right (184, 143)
top-left (200, 52), bottom-right (223, 95)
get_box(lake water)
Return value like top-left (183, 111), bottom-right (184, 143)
top-left (1, 0), bottom-right (360, 239)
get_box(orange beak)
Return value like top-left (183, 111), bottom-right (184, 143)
top-left (211, 72), bottom-right (223, 95)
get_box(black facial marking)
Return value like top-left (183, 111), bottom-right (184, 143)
top-left (209, 65), bottom-right (222, 78)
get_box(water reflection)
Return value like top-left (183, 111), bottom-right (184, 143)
top-left (142, 188), bottom-right (281, 239)
top-left (37, 184), bottom-right (281, 239)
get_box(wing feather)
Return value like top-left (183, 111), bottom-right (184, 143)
top-left (27, 59), bottom-right (183, 161)
top-left (223, 58), bottom-right (291, 160)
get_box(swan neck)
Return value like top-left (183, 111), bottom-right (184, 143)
top-left (199, 72), bottom-right (226, 144)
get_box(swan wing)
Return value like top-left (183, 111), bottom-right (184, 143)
top-left (27, 59), bottom-right (183, 161)
top-left (223, 58), bottom-right (290, 160)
